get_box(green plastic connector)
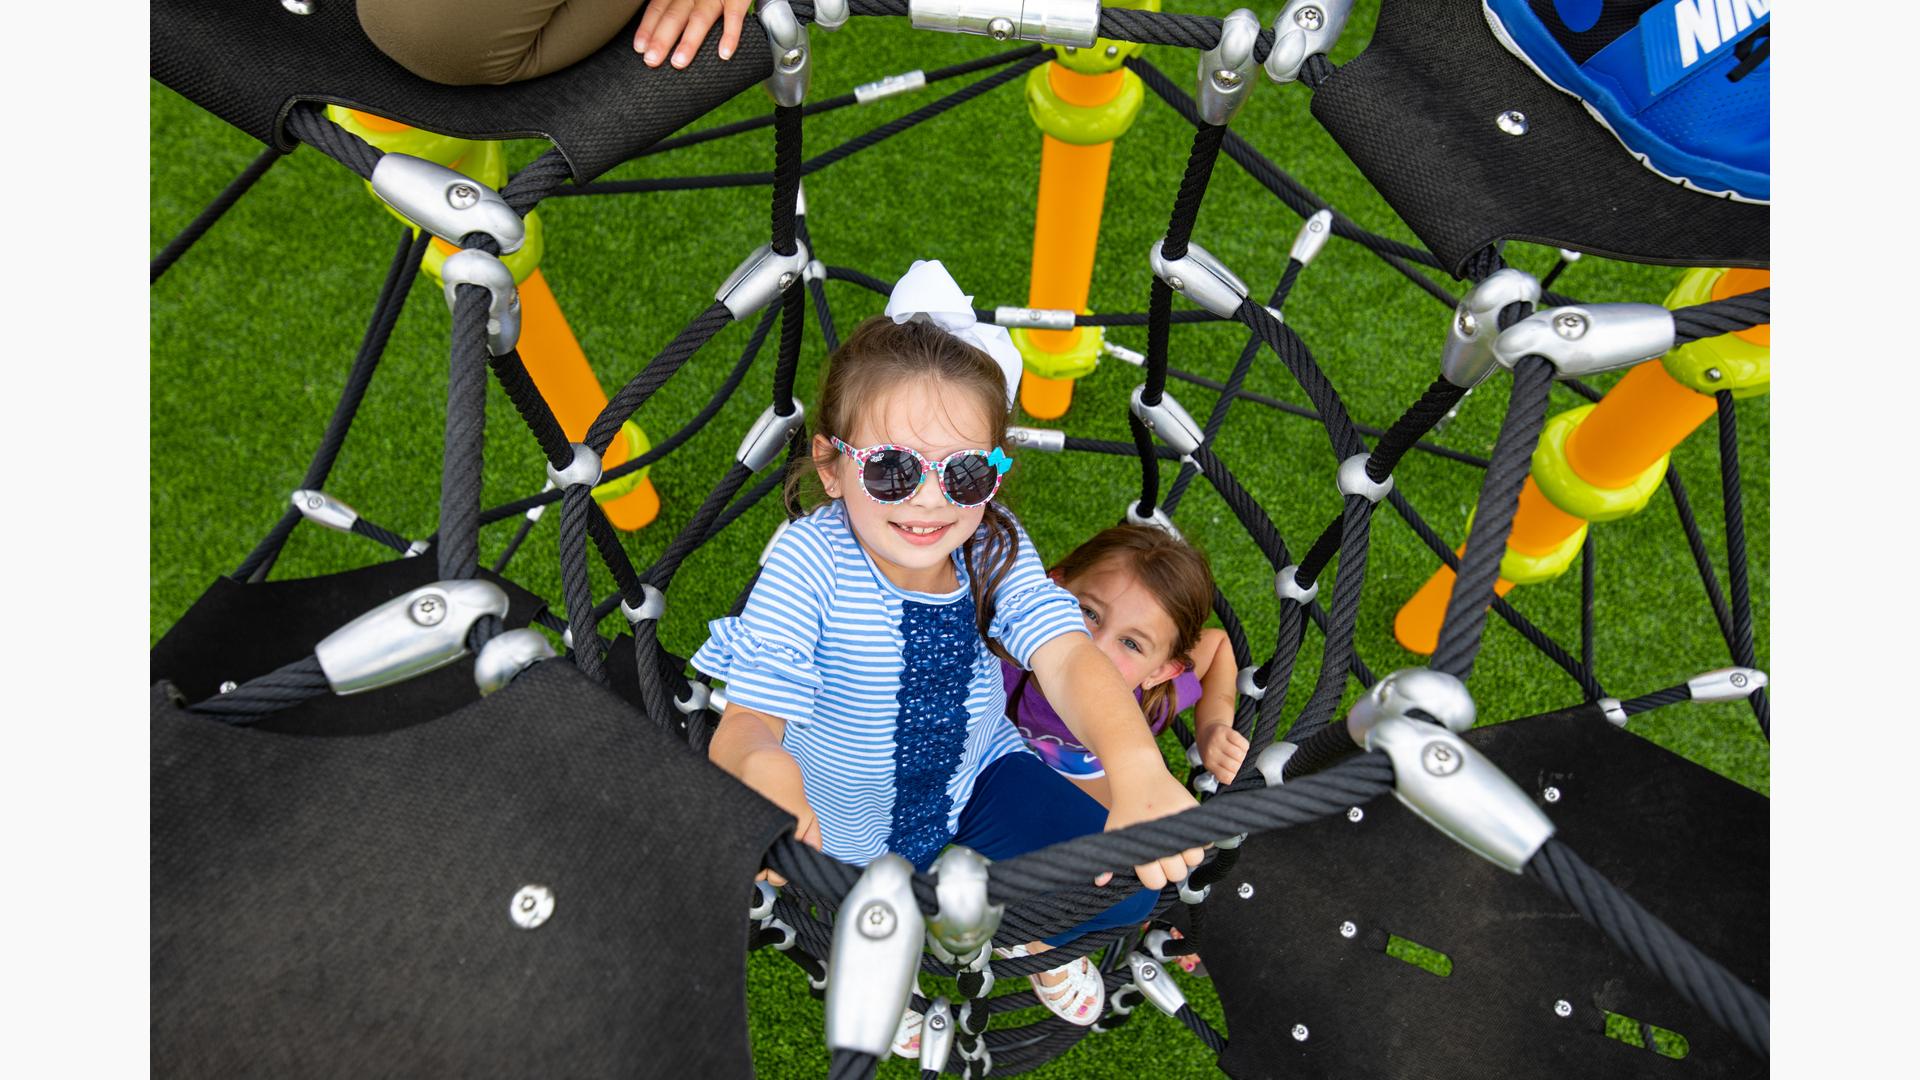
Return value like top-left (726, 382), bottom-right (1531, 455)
top-left (1025, 64), bottom-right (1146, 145)
top-left (1010, 324), bottom-right (1103, 381)
top-left (1531, 406), bottom-right (1667, 523)
top-left (1051, 0), bottom-right (1160, 75)
top-left (592, 420), bottom-right (654, 503)
top-left (1661, 268), bottom-right (1770, 399)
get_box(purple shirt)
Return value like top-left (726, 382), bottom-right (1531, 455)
top-left (999, 658), bottom-right (1203, 778)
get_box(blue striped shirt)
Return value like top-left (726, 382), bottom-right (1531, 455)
top-left (691, 501), bottom-right (1088, 867)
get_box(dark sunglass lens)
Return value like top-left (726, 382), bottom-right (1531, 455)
top-left (944, 453), bottom-right (999, 506)
top-left (862, 448), bottom-right (922, 502)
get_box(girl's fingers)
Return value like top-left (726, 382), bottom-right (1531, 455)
top-left (672, 8), bottom-right (720, 68)
top-left (719, 0), bottom-right (751, 60)
top-left (1182, 846), bottom-right (1205, 868)
top-left (1094, 871), bottom-right (1114, 887)
top-left (640, 0), bottom-right (692, 66)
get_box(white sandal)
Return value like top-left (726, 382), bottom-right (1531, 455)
top-left (1028, 955), bottom-right (1105, 1027)
top-left (890, 976), bottom-right (925, 1059)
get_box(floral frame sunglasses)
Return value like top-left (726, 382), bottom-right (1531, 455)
top-left (828, 436), bottom-right (1013, 508)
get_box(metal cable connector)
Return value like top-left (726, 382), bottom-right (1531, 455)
top-left (909, 0), bottom-right (1100, 47)
top-left (370, 154), bottom-right (525, 252)
top-left (314, 580), bottom-right (510, 695)
top-left (1265, 0), bottom-right (1355, 84)
top-left (442, 249), bottom-right (522, 356)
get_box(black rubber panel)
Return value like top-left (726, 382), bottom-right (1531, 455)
top-left (150, 0), bottom-right (774, 183)
top-left (1201, 704), bottom-right (1766, 1079)
top-left (151, 659), bottom-right (795, 1077)
top-left (149, 556), bottom-right (551, 735)
top-left (1310, 0), bottom-right (1767, 274)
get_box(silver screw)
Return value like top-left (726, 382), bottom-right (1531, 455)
top-left (1554, 312), bottom-right (1589, 339)
top-left (929, 1014), bottom-right (947, 1030)
top-left (1106, 45), bottom-right (1121, 59)
top-left (1214, 68), bottom-right (1243, 89)
top-left (1730, 671), bottom-right (1749, 688)
top-left (1140, 963), bottom-right (1158, 981)
top-left (281, 0), bottom-right (315, 13)
top-left (858, 901), bottom-right (897, 939)
top-left (447, 184), bottom-right (479, 210)
top-left (1554, 999), bottom-right (1574, 1018)
top-left (1167, 276), bottom-right (1185, 292)
top-left (1543, 786), bottom-right (1562, 803)
top-left (1456, 310), bottom-right (1479, 337)
top-left (1496, 109), bottom-right (1529, 136)
top-left (1347, 807), bottom-right (1364, 823)
top-left (1420, 741), bottom-right (1462, 777)
top-left (1237, 882), bottom-right (1255, 900)
top-left (219, 680), bottom-right (239, 694)
top-left (782, 47), bottom-right (805, 68)
top-left (1295, 6), bottom-right (1324, 31)
top-left (1705, 367), bottom-right (1724, 381)
top-left (410, 595), bottom-right (447, 627)
top-left (1339, 920), bottom-right (1357, 939)
top-left (306, 494), bottom-right (324, 510)
top-left (778, 272), bottom-right (796, 290)
top-left (988, 17), bottom-right (1015, 41)
top-left (509, 884), bottom-right (554, 929)
top-left (1291, 1024), bottom-right (1310, 1042)
top-left (1065, 47), bottom-right (1078, 55)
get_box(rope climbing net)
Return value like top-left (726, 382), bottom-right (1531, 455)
top-left (152, 3), bottom-right (1770, 1076)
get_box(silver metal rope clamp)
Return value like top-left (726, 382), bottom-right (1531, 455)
top-left (1150, 238), bottom-right (1249, 320)
top-left (1237, 666), bottom-right (1267, 701)
top-left (1346, 667), bottom-right (1477, 746)
top-left (1143, 928), bottom-right (1177, 963)
top-left (1291, 209), bottom-right (1334, 266)
top-left (814, 0), bottom-right (850, 31)
top-left (1441, 268), bottom-right (1542, 389)
top-left (1129, 385), bottom-right (1205, 458)
top-left (922, 997), bottom-right (956, 1075)
top-left (620, 583), bottom-right (666, 625)
top-left (1275, 563), bottom-right (1319, 605)
top-left (315, 580), bottom-right (510, 695)
top-left (675, 681), bottom-right (712, 715)
top-left (1493, 303), bottom-right (1675, 381)
top-left (1007, 426), bottom-right (1066, 453)
top-left (1197, 10), bottom-right (1261, 126)
top-left (737, 401), bottom-right (807, 471)
top-left (546, 442), bottom-right (603, 490)
top-left (825, 855), bottom-right (926, 1057)
top-left (1688, 666), bottom-right (1767, 701)
top-left (1254, 740), bottom-right (1297, 786)
top-left (927, 847), bottom-right (1003, 967)
top-left (1598, 697), bottom-right (1628, 727)
top-left (717, 240), bottom-right (812, 320)
top-left (854, 69), bottom-right (928, 103)
top-left (291, 489), bottom-right (358, 533)
top-left (1125, 953), bottom-right (1189, 1016)
top-left (993, 306), bottom-right (1077, 331)
top-left (442, 249), bottom-right (522, 356)
top-left (1178, 877), bottom-right (1210, 905)
top-left (750, 880), bottom-right (778, 921)
top-left (909, 0), bottom-right (1100, 48)
top-left (1188, 741), bottom-right (1220, 795)
top-left (473, 627), bottom-right (556, 695)
top-left (371, 154), bottom-right (525, 253)
top-left (759, 1), bottom-right (811, 106)
top-left (1265, 0), bottom-right (1354, 84)
top-left (1125, 500), bottom-right (1184, 540)
top-left (1336, 453), bottom-right (1393, 503)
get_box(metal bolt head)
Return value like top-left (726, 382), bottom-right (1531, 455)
top-left (1295, 6), bottom-right (1324, 31)
top-left (1346, 806), bottom-right (1365, 823)
top-left (218, 680), bottom-right (239, 694)
top-left (1237, 882), bottom-right (1255, 899)
top-left (1730, 671), bottom-right (1749, 688)
top-left (929, 1014), bottom-right (948, 1031)
top-left (1065, 47), bottom-right (1078, 55)
top-left (1496, 109), bottom-right (1529, 136)
top-left (1554, 312), bottom-right (1589, 339)
top-left (1214, 68), bottom-right (1243, 89)
top-left (1706, 367), bottom-right (1724, 381)
top-left (281, 0), bottom-right (315, 13)
top-left (1554, 999), bottom-right (1574, 1018)
top-left (1421, 741), bottom-right (1463, 777)
top-left (447, 184), bottom-right (479, 210)
top-left (781, 47), bottom-right (806, 68)
top-left (857, 900), bottom-right (897, 939)
top-left (409, 594), bottom-right (447, 627)
top-left (778, 271), bottom-right (796, 290)
top-left (1167, 276), bottom-right (1185, 292)
top-left (1291, 1023), bottom-right (1310, 1042)
top-left (305, 494), bottom-right (324, 510)
top-left (1339, 920), bottom-right (1357, 939)
top-left (1139, 962), bottom-right (1158, 981)
top-left (1543, 785), bottom-right (1562, 803)
top-left (509, 884), bottom-right (555, 929)
top-left (1456, 309), bottom-right (1479, 338)
top-left (1106, 45), bottom-right (1121, 59)
top-left (988, 17), bottom-right (1014, 41)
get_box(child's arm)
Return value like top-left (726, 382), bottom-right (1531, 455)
top-left (709, 703), bottom-right (820, 884)
top-left (1188, 628), bottom-right (1250, 784)
top-left (1028, 633), bottom-right (1205, 890)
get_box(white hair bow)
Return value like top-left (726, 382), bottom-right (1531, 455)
top-left (883, 259), bottom-right (1024, 412)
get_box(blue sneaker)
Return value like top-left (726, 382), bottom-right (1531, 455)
top-left (1483, 0), bottom-right (1769, 203)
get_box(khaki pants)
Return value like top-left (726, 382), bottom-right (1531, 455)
top-left (359, 0), bottom-right (645, 86)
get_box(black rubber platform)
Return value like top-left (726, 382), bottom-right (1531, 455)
top-left (1199, 704), bottom-right (1766, 1079)
top-left (151, 658), bottom-right (794, 1078)
top-left (1311, 0), bottom-right (1767, 273)
top-left (151, 0), bottom-right (774, 182)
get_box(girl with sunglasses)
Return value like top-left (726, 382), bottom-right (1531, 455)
top-left (693, 262), bottom-right (1204, 1040)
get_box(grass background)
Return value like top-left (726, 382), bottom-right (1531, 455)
top-left (150, 3), bottom-right (1767, 1075)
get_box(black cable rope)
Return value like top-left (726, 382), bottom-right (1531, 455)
top-left (437, 287), bottom-right (493, 582)
top-left (827, 1048), bottom-right (877, 1080)
top-left (282, 104), bottom-right (382, 179)
top-left (1163, 274), bottom-right (1284, 515)
top-left (1715, 392), bottom-right (1769, 738)
top-left (1235, 300), bottom-right (1367, 460)
top-left (1189, 446), bottom-right (1288, 572)
top-left (498, 149), bottom-right (575, 215)
top-left (185, 654), bottom-right (331, 722)
top-left (1128, 411), bottom-right (1163, 515)
top-left (486, 348), bottom-right (575, 468)
top-left (491, 511), bottom-right (541, 574)
top-left (1175, 1004), bottom-right (1228, 1056)
top-left (1287, 496), bottom-right (1376, 740)
top-left (350, 516), bottom-right (413, 554)
top-left (1243, 608), bottom-right (1306, 762)
top-left (233, 229), bottom-right (430, 581)
top-left (1581, 531), bottom-right (1596, 686)
top-left (771, 105), bottom-right (803, 256)
top-left (1673, 290), bottom-right (1770, 344)
top-left (1526, 838), bottom-right (1768, 1058)
top-left (586, 302), bottom-right (736, 454)
top-left (1665, 462), bottom-right (1739, 658)
top-left (557, 487), bottom-right (605, 681)
top-left (151, 146), bottom-right (284, 283)
top-left (1367, 379), bottom-right (1470, 482)
top-left (583, 502), bottom-right (648, 605)
top-left (1620, 684), bottom-right (1690, 715)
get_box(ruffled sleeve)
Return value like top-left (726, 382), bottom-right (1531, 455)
top-left (690, 519), bottom-right (833, 728)
top-left (986, 516), bottom-right (1089, 668)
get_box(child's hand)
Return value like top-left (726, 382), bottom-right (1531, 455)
top-left (634, 0), bottom-right (754, 70)
top-left (739, 745), bottom-right (821, 886)
top-left (1098, 768), bottom-right (1205, 890)
top-left (1196, 722), bottom-right (1250, 786)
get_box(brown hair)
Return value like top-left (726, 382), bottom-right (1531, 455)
top-left (784, 315), bottom-right (1019, 648)
top-left (1052, 524), bottom-right (1216, 726)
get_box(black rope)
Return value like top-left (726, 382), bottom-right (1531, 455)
top-left (1164, 274), bottom-right (1285, 515)
top-left (827, 1048), bottom-right (877, 1080)
top-left (1527, 838), bottom-right (1768, 1058)
top-left (350, 516), bottom-right (413, 555)
top-left (1580, 530), bottom-right (1596, 688)
top-left (771, 105), bottom-right (803, 257)
top-left (498, 149), bottom-right (574, 215)
top-left (282, 104), bottom-right (381, 179)
top-left (1236, 301), bottom-right (1367, 460)
top-left (1666, 464), bottom-right (1739, 662)
top-left (1673, 290), bottom-right (1769, 345)
top-left (1288, 496), bottom-right (1375, 738)
top-left (487, 348), bottom-right (575, 468)
top-left (1160, 124), bottom-right (1229, 262)
top-left (587, 302), bottom-right (735, 453)
top-left (1621, 684), bottom-right (1690, 715)
top-left (186, 654), bottom-right (331, 723)
top-left (557, 486), bottom-right (605, 682)
top-left (1174, 1003), bottom-right (1228, 1056)
top-left (1715, 392), bottom-right (1769, 738)
top-left (437, 286), bottom-right (492, 580)
top-left (1367, 379), bottom-right (1469, 482)
top-left (151, 146), bottom-right (284, 283)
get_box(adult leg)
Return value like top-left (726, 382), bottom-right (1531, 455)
top-left (953, 753), bottom-right (1157, 947)
top-left (358, 0), bottom-right (645, 86)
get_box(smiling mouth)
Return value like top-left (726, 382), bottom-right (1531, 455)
top-left (890, 521), bottom-right (952, 545)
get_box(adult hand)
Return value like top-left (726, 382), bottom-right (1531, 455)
top-left (634, 0), bottom-right (754, 70)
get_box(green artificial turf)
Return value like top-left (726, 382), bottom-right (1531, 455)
top-left (150, 4), bottom-right (1767, 1076)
